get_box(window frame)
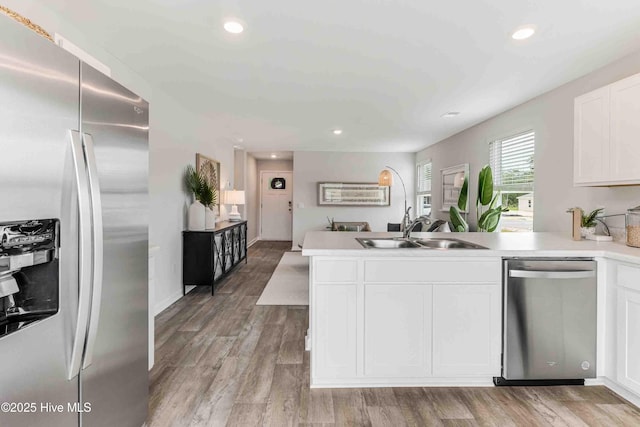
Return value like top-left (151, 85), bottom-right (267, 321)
top-left (416, 160), bottom-right (432, 217)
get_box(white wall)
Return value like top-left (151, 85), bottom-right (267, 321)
top-left (245, 154), bottom-right (259, 244)
top-left (6, 1), bottom-right (236, 314)
top-left (292, 151), bottom-right (415, 247)
top-left (149, 92), bottom-right (234, 313)
top-left (417, 49), bottom-right (640, 234)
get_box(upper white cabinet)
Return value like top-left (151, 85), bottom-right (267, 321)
top-left (574, 87), bottom-right (610, 184)
top-left (610, 74), bottom-right (640, 182)
top-left (574, 72), bottom-right (640, 186)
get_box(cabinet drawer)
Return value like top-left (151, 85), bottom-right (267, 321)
top-left (617, 263), bottom-right (640, 292)
top-left (364, 259), bottom-right (500, 283)
top-left (314, 259), bottom-right (358, 283)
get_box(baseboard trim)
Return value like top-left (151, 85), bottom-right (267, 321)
top-left (311, 378), bottom-right (495, 389)
top-left (600, 377), bottom-right (640, 408)
top-left (154, 286), bottom-right (195, 316)
top-left (248, 237), bottom-right (259, 248)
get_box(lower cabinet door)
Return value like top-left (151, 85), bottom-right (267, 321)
top-left (313, 283), bottom-right (357, 379)
top-left (364, 284), bottom-right (432, 377)
top-left (617, 287), bottom-right (640, 395)
top-left (432, 284), bottom-right (501, 377)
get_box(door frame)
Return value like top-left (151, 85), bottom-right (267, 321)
top-left (259, 170), bottom-right (293, 241)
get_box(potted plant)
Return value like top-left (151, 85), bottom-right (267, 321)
top-left (580, 208), bottom-right (603, 237)
top-left (450, 165), bottom-right (508, 232)
top-left (185, 165), bottom-right (214, 230)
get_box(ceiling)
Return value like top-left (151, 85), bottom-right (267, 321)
top-left (37, 0), bottom-right (640, 153)
top-left (249, 151), bottom-right (294, 160)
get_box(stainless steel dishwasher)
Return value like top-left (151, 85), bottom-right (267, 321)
top-left (494, 258), bottom-right (597, 386)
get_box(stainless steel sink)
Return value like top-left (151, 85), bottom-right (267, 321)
top-left (356, 237), bottom-right (487, 250)
top-left (412, 238), bottom-right (488, 250)
top-left (356, 237), bottom-right (422, 249)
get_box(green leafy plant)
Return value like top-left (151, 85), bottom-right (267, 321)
top-left (184, 165), bottom-right (217, 208)
top-left (449, 176), bottom-right (469, 232)
top-left (449, 165), bottom-right (508, 232)
top-left (476, 165), bottom-right (509, 232)
top-left (581, 208), bottom-right (604, 228)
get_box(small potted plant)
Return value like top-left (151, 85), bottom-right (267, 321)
top-left (580, 208), bottom-right (603, 237)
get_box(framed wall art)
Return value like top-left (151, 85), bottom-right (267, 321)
top-left (196, 153), bottom-right (221, 213)
top-left (440, 163), bottom-right (469, 212)
top-left (318, 182), bottom-right (390, 206)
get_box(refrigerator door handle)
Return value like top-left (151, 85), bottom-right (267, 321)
top-left (68, 130), bottom-right (93, 380)
top-left (81, 132), bottom-right (104, 369)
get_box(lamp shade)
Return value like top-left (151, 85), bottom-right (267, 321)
top-left (223, 190), bottom-right (245, 205)
top-left (378, 169), bottom-right (393, 187)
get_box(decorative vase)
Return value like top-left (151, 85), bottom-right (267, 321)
top-left (205, 207), bottom-right (216, 229)
top-left (188, 200), bottom-right (205, 231)
top-left (580, 226), bottom-right (596, 238)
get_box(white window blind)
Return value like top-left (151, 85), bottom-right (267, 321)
top-left (417, 161), bottom-right (432, 194)
top-left (489, 131), bottom-right (535, 192)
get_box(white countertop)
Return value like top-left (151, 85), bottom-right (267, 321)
top-left (301, 231), bottom-right (640, 264)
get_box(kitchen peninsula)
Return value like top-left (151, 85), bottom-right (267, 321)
top-left (302, 231), bottom-right (640, 408)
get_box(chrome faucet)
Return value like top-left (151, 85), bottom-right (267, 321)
top-left (403, 215), bottom-right (433, 239)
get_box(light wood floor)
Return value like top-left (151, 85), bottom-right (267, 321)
top-left (149, 241), bottom-right (640, 427)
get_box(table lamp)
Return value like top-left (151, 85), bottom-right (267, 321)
top-left (223, 190), bottom-right (245, 221)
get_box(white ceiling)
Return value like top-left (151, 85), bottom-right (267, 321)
top-left (40, 0), bottom-right (640, 153)
top-left (249, 151), bottom-right (294, 160)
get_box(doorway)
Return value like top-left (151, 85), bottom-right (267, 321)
top-left (260, 171), bottom-right (293, 241)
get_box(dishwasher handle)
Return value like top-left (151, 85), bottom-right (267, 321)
top-left (509, 270), bottom-right (595, 279)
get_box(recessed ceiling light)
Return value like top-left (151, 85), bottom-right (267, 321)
top-left (441, 112), bottom-right (460, 118)
top-left (511, 25), bottom-right (536, 40)
top-left (224, 20), bottom-right (244, 34)
top-left (270, 154), bottom-right (277, 158)
top-left (332, 129), bottom-right (343, 135)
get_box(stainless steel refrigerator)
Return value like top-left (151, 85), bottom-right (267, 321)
top-left (0, 14), bottom-right (149, 427)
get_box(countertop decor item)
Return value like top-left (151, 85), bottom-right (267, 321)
top-left (580, 208), bottom-right (604, 238)
top-left (626, 206), bottom-right (640, 248)
top-left (566, 207), bottom-right (582, 241)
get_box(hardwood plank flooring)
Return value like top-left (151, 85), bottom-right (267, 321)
top-left (149, 240), bottom-right (640, 427)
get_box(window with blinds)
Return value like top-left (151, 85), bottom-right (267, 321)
top-left (489, 131), bottom-right (535, 232)
top-left (489, 131), bottom-right (535, 192)
top-left (416, 161), bottom-right (432, 216)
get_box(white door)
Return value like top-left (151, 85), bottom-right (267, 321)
top-left (260, 171), bottom-right (292, 241)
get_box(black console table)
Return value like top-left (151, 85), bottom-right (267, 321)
top-left (182, 221), bottom-right (247, 295)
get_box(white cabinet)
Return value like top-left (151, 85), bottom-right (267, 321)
top-left (432, 284), bottom-right (501, 377)
top-left (574, 87), bottom-right (610, 184)
top-left (610, 74), bottom-right (640, 182)
top-left (310, 256), bottom-right (502, 387)
top-left (616, 264), bottom-right (640, 396)
top-left (364, 284), bottom-right (432, 377)
top-left (313, 283), bottom-right (357, 379)
top-left (574, 72), bottom-right (640, 186)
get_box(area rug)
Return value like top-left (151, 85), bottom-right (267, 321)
top-left (256, 252), bottom-right (309, 306)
